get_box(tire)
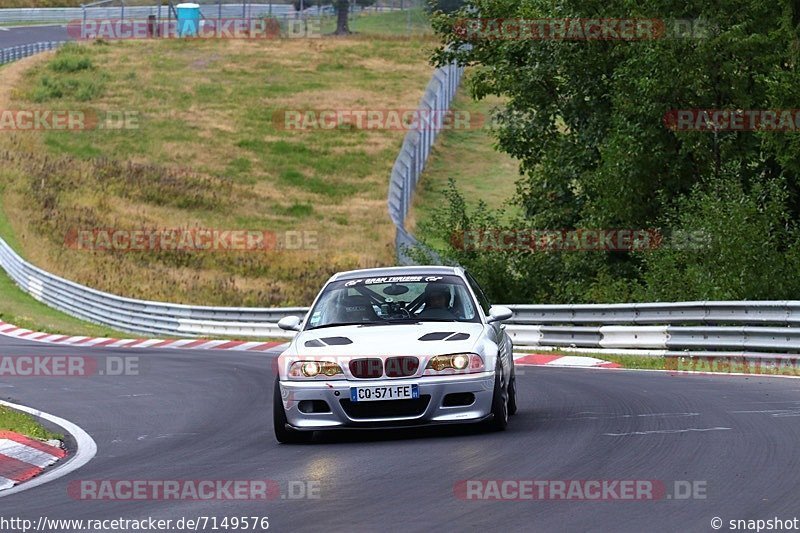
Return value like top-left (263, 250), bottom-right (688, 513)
top-left (273, 378), bottom-right (313, 444)
top-left (484, 362), bottom-right (508, 432)
top-left (507, 371), bottom-right (518, 416)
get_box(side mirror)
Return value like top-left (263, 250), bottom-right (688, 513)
top-left (277, 316), bottom-right (303, 332)
top-left (487, 305), bottom-right (513, 323)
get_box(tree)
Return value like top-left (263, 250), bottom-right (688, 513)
top-left (293, 0), bottom-right (377, 35)
top-left (334, 0), bottom-right (351, 35)
top-left (422, 0), bottom-right (800, 303)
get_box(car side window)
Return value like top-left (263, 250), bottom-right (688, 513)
top-left (465, 272), bottom-right (491, 315)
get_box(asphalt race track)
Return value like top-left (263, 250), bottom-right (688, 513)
top-left (0, 25), bottom-right (71, 48)
top-left (1, 333), bottom-right (799, 532)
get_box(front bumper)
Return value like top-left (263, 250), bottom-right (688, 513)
top-left (279, 371), bottom-right (495, 431)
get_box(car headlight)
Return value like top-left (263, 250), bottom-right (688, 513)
top-left (288, 360), bottom-right (345, 379)
top-left (425, 353), bottom-right (485, 375)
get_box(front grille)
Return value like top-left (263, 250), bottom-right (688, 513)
top-left (340, 396), bottom-right (431, 419)
top-left (384, 356), bottom-right (419, 377)
top-left (349, 358), bottom-right (383, 378)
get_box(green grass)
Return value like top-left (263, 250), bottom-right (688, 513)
top-left (296, 9), bottom-right (432, 37)
top-left (590, 353), bottom-right (666, 369)
top-left (411, 91), bottom-right (522, 246)
top-left (349, 9), bottom-right (433, 36)
top-left (0, 200), bottom-right (135, 337)
top-left (0, 8), bottom-right (438, 336)
top-left (0, 34), bottom-right (434, 309)
top-left (0, 406), bottom-right (62, 440)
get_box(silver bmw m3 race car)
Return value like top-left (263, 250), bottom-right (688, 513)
top-left (273, 266), bottom-right (516, 443)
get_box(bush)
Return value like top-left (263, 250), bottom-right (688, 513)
top-left (415, 175), bottom-right (800, 304)
top-left (640, 176), bottom-right (800, 301)
top-left (29, 46), bottom-right (104, 102)
top-left (50, 54), bottom-right (93, 73)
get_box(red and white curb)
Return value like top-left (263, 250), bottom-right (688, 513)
top-left (0, 321), bottom-right (284, 352)
top-left (514, 353), bottom-right (621, 368)
top-left (0, 400), bottom-right (96, 498)
top-left (0, 431), bottom-right (65, 491)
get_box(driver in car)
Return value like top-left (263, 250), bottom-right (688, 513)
top-left (418, 284), bottom-right (456, 320)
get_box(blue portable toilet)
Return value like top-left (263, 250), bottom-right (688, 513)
top-left (176, 3), bottom-right (201, 37)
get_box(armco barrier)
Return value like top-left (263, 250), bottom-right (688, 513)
top-left (5, 227), bottom-right (800, 350)
top-left (0, 238), bottom-right (302, 338)
top-left (506, 302), bottom-right (800, 326)
top-left (0, 41), bottom-right (66, 66)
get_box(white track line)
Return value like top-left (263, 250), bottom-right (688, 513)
top-left (0, 400), bottom-right (97, 498)
top-left (603, 427), bottom-right (732, 437)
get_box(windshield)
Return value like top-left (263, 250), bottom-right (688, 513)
top-left (305, 274), bottom-right (481, 329)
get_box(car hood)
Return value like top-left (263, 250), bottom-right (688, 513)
top-left (287, 322), bottom-right (487, 357)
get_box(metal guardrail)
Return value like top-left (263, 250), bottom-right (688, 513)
top-left (500, 303), bottom-right (800, 353)
top-left (0, 238), bottom-right (302, 338)
top-left (0, 41), bottom-right (66, 65)
top-left (4, 227), bottom-right (800, 350)
top-left (506, 302), bottom-right (800, 326)
top-left (387, 61), bottom-right (465, 265)
top-left (6, 223), bottom-right (800, 349)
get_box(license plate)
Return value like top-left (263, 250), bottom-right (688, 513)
top-left (350, 384), bottom-right (419, 402)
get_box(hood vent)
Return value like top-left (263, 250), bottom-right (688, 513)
top-left (418, 332), bottom-right (470, 342)
top-left (304, 336), bottom-right (353, 348)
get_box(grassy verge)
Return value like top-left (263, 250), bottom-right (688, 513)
top-left (0, 32), bottom-right (434, 308)
top-left (0, 405), bottom-right (62, 440)
top-left (409, 91), bottom-right (522, 248)
top-left (0, 189), bottom-right (135, 337)
top-left (348, 8), bottom-right (432, 36)
top-left (0, 11), bottom-right (440, 340)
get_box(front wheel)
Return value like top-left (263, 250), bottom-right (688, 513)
top-left (273, 378), bottom-right (313, 444)
top-left (507, 371), bottom-right (518, 416)
top-left (484, 363), bottom-right (508, 432)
